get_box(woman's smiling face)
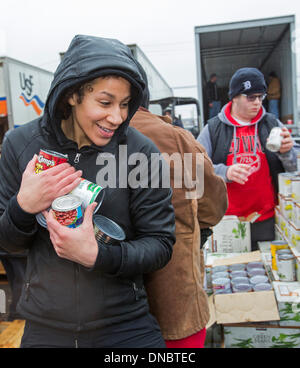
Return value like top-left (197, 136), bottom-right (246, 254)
top-left (68, 76), bottom-right (131, 146)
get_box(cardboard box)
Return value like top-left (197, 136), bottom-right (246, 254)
top-left (292, 201), bottom-right (300, 229)
top-left (278, 172), bottom-right (298, 197)
top-left (209, 251), bottom-right (280, 324)
top-left (273, 282), bottom-right (300, 327)
top-left (209, 214), bottom-right (259, 253)
top-left (297, 258), bottom-right (300, 282)
top-left (278, 194), bottom-right (293, 221)
top-left (223, 324), bottom-right (300, 348)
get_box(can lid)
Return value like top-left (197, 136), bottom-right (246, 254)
top-left (40, 149), bottom-right (68, 160)
top-left (250, 275), bottom-right (268, 284)
top-left (278, 254), bottom-right (295, 260)
top-left (253, 283), bottom-right (272, 291)
top-left (212, 277), bottom-right (230, 285)
top-left (277, 249), bottom-right (292, 255)
top-left (93, 215), bottom-right (125, 241)
top-left (271, 241), bottom-right (288, 246)
top-left (52, 195), bottom-right (82, 212)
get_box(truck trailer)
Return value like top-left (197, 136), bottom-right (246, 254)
top-left (194, 15), bottom-right (298, 132)
top-left (128, 43), bottom-right (201, 137)
top-left (0, 57), bottom-right (53, 147)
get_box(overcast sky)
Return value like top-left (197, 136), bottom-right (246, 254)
top-left (1, 0), bottom-right (300, 98)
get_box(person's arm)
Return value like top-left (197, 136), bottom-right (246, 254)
top-left (195, 142), bottom-right (228, 229)
top-left (275, 123), bottom-right (297, 172)
top-left (0, 137), bottom-right (37, 253)
top-left (0, 136), bottom-right (83, 254)
top-left (45, 143), bottom-right (176, 279)
top-left (197, 125), bottom-right (230, 182)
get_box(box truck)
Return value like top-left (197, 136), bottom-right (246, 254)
top-left (128, 44), bottom-right (201, 137)
top-left (0, 57), bottom-right (53, 147)
top-left (194, 15), bottom-right (298, 132)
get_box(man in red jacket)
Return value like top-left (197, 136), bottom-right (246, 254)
top-left (198, 67), bottom-right (296, 250)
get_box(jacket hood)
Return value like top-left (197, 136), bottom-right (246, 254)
top-left (217, 102), bottom-right (267, 164)
top-left (44, 35), bottom-right (145, 144)
top-left (218, 102), bottom-right (266, 127)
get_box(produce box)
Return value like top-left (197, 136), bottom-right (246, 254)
top-left (278, 193), bottom-right (293, 220)
top-left (273, 282), bottom-right (300, 326)
top-left (209, 214), bottom-right (259, 253)
top-left (223, 323), bottom-right (300, 348)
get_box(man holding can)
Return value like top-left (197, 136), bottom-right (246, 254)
top-left (197, 67), bottom-right (297, 250)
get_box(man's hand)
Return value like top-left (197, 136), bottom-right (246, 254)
top-left (43, 202), bottom-right (99, 268)
top-left (279, 127), bottom-right (294, 154)
top-left (226, 164), bottom-right (252, 185)
top-left (17, 154), bottom-right (83, 214)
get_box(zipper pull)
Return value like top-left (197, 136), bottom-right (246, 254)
top-left (74, 153), bottom-right (81, 164)
top-left (133, 282), bottom-right (139, 301)
top-left (25, 282), bottom-right (30, 301)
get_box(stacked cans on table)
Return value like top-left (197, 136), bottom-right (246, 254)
top-left (212, 261), bottom-right (272, 295)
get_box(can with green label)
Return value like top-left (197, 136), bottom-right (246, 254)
top-left (70, 178), bottom-right (105, 213)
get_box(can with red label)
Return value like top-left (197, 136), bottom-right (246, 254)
top-left (52, 195), bottom-right (83, 228)
top-left (35, 149), bottom-right (68, 174)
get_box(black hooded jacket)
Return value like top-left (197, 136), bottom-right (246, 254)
top-left (0, 35), bottom-right (175, 331)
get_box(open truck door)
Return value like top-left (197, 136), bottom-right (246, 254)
top-left (194, 15), bottom-right (298, 134)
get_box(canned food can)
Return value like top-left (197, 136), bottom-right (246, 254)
top-left (93, 215), bottom-right (125, 245)
top-left (232, 283), bottom-right (253, 293)
top-left (35, 149), bottom-right (68, 174)
top-left (230, 270), bottom-right (248, 279)
top-left (249, 275), bottom-right (269, 285)
top-left (70, 179), bottom-right (105, 213)
top-left (211, 272), bottom-right (230, 281)
top-left (247, 268), bottom-right (266, 277)
top-left (253, 283), bottom-right (272, 292)
top-left (277, 254), bottom-right (296, 281)
top-left (246, 261), bottom-right (264, 271)
top-left (212, 277), bottom-right (231, 292)
top-left (228, 263), bottom-right (246, 272)
top-left (52, 195), bottom-right (83, 228)
top-left (266, 127), bottom-right (283, 152)
top-left (270, 240), bottom-right (289, 270)
top-left (212, 265), bottom-right (228, 274)
top-left (231, 277), bottom-right (250, 285)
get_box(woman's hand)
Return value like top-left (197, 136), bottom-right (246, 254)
top-left (43, 202), bottom-right (99, 268)
top-left (17, 155), bottom-right (83, 214)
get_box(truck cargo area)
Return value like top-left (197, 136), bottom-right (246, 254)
top-left (195, 15), bottom-right (298, 129)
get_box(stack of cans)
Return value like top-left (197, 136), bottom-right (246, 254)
top-left (211, 261), bottom-right (272, 294)
top-left (34, 148), bottom-right (126, 244)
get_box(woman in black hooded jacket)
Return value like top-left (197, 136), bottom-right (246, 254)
top-left (0, 35), bottom-right (175, 348)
